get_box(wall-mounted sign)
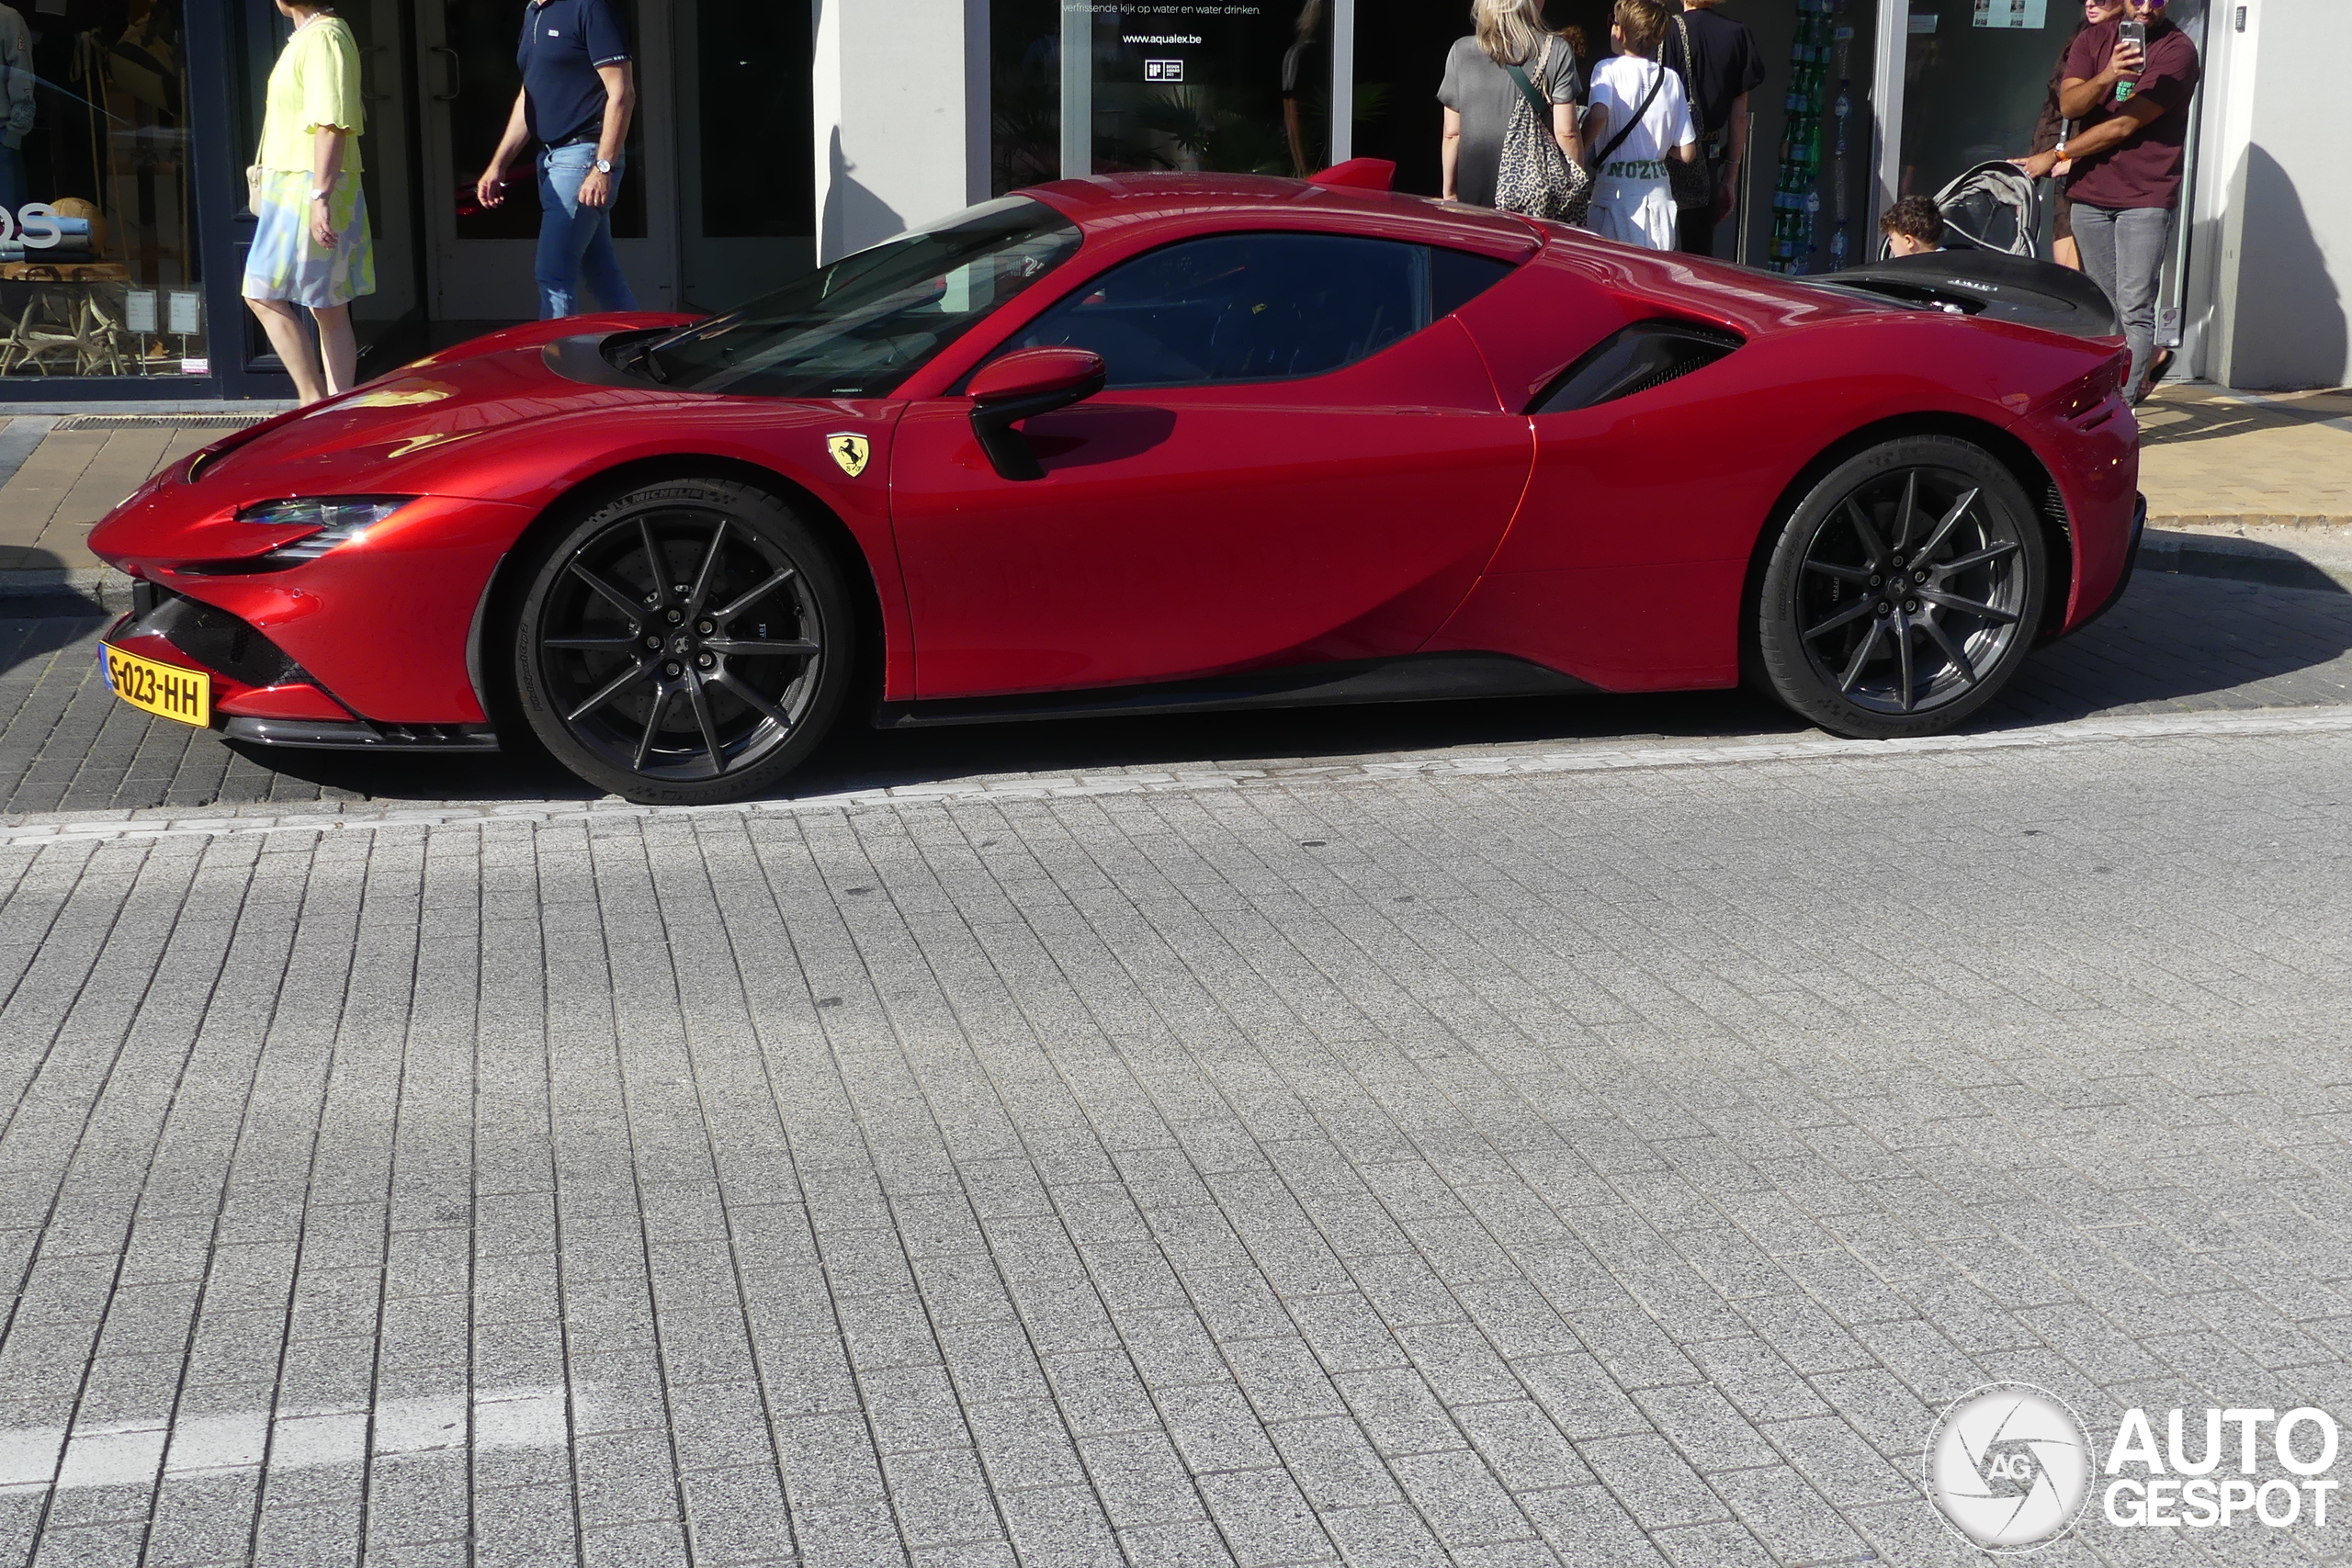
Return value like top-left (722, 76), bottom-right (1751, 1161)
top-left (1973, 0), bottom-right (2048, 27)
top-left (0, 205), bottom-right (74, 249)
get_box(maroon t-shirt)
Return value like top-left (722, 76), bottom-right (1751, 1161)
top-left (2062, 18), bottom-right (2199, 210)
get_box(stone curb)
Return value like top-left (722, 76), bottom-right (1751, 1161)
top-left (5, 703), bottom-right (2350, 848)
top-left (0, 566), bottom-right (133, 615)
top-left (2151, 513), bottom-right (2352, 531)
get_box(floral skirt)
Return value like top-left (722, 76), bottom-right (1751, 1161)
top-left (242, 169), bottom-right (375, 309)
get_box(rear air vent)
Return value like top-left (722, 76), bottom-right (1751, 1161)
top-left (1530, 320), bottom-right (1743, 414)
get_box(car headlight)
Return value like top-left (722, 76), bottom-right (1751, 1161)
top-left (237, 497), bottom-right (414, 564)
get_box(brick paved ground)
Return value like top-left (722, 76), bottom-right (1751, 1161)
top-left (3, 569), bottom-right (2350, 818)
top-left (4, 542), bottom-right (2352, 1567)
top-left (3, 714), bottom-right (2351, 1567)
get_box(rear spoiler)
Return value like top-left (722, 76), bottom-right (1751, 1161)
top-left (1811, 250), bottom-right (2119, 339)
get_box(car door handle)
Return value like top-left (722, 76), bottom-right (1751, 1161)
top-left (430, 45), bottom-right (460, 103)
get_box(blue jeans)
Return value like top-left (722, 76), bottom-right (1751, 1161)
top-left (0, 147), bottom-right (25, 214)
top-left (536, 143), bottom-right (638, 319)
top-left (2071, 202), bottom-right (2176, 400)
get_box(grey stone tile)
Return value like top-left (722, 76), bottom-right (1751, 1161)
top-left (1578, 1436), bottom-right (1731, 1530)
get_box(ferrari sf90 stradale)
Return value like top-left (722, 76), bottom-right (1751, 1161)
top-left (92, 164), bottom-right (2141, 803)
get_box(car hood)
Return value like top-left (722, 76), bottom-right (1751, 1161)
top-left (187, 314), bottom-right (701, 494)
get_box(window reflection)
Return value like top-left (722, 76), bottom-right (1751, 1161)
top-left (4, 0), bottom-right (203, 378)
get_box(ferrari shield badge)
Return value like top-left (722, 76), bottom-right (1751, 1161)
top-left (827, 433), bottom-right (871, 478)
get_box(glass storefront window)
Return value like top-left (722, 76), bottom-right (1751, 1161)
top-left (6, 0), bottom-right (203, 378)
top-left (992, 0), bottom-right (1332, 191)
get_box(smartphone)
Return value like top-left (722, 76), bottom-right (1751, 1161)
top-left (2116, 18), bottom-right (2146, 99)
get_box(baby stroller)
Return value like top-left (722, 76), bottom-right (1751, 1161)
top-left (1882, 161), bottom-right (2042, 260)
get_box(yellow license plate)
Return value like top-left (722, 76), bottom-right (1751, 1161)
top-left (99, 642), bottom-right (211, 728)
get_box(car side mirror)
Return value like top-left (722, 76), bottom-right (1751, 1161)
top-left (967, 347), bottom-right (1107, 481)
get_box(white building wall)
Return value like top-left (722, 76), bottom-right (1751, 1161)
top-left (812, 0), bottom-right (991, 264)
top-left (2196, 0), bottom-right (2352, 389)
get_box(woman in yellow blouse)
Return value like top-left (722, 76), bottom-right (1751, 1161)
top-left (243, 0), bottom-right (374, 404)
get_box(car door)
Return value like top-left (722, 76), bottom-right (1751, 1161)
top-left (888, 233), bottom-right (1534, 699)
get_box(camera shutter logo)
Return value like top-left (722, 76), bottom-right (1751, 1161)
top-left (1925, 1383), bottom-right (2092, 1551)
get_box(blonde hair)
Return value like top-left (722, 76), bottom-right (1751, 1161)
top-left (1473, 0), bottom-right (1550, 66)
top-left (1613, 0), bottom-right (1672, 56)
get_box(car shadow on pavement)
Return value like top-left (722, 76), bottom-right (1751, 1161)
top-left (0, 606), bottom-right (110, 681)
top-left (207, 570), bottom-right (2352, 808)
top-left (1984, 570), bottom-right (2352, 723)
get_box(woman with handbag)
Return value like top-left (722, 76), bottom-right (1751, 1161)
top-left (242, 0), bottom-right (375, 405)
top-left (1579, 0), bottom-right (1700, 250)
top-left (1440, 0), bottom-right (1586, 216)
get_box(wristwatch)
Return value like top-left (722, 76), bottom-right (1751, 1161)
top-left (308, 188), bottom-right (334, 203)
top-left (594, 158), bottom-right (613, 175)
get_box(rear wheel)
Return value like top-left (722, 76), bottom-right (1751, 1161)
top-left (1756, 436), bottom-right (2046, 739)
top-left (512, 478), bottom-right (852, 804)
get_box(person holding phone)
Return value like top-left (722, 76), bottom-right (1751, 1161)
top-left (2016, 0), bottom-right (2198, 400)
top-left (2020, 0), bottom-right (2126, 271)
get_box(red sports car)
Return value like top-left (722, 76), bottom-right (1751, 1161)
top-left (91, 167), bottom-right (2143, 805)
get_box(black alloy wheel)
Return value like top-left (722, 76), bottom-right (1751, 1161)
top-left (512, 478), bottom-right (853, 804)
top-left (1757, 435), bottom-right (2047, 739)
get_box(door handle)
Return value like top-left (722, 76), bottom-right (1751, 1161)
top-left (361, 44), bottom-right (389, 102)
top-left (430, 45), bottom-right (460, 102)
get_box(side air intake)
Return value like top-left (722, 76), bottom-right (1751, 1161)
top-left (1531, 320), bottom-right (1743, 414)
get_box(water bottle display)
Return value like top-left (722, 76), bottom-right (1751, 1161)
top-left (1767, 0), bottom-right (1848, 274)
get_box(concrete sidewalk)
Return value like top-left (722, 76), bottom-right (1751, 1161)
top-left (0, 384), bottom-right (2340, 609)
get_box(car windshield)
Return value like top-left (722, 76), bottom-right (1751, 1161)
top-left (642, 197), bottom-right (1083, 399)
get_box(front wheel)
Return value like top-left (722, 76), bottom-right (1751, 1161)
top-left (1756, 435), bottom-right (2047, 739)
top-left (512, 478), bottom-right (854, 805)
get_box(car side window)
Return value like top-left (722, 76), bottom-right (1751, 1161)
top-left (1000, 233), bottom-right (1442, 390)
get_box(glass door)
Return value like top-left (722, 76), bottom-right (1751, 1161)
top-left (1893, 0), bottom-right (2076, 206)
top-left (416, 0), bottom-right (680, 322)
top-left (345, 0), bottom-right (422, 368)
top-left (674, 0), bottom-right (814, 314)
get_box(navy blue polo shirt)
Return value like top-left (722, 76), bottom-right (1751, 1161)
top-left (518, 0), bottom-right (632, 144)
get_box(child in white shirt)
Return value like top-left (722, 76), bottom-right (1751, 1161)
top-left (1580, 0), bottom-right (1700, 250)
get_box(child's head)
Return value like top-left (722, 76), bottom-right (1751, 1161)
top-left (1880, 195), bottom-right (1945, 256)
top-left (1611, 0), bottom-right (1673, 57)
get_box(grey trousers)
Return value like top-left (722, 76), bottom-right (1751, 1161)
top-left (2072, 202), bottom-right (2176, 398)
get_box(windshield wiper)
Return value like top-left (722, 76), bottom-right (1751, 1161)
top-left (637, 339), bottom-right (672, 383)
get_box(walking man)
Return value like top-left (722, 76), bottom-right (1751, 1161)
top-left (475, 0), bottom-right (639, 319)
top-left (2017, 0), bottom-right (2197, 400)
